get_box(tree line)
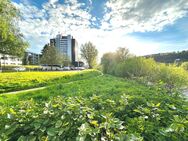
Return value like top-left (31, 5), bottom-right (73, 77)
top-left (145, 50), bottom-right (188, 63)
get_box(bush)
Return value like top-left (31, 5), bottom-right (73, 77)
top-left (154, 64), bottom-right (187, 87)
top-left (181, 62), bottom-right (188, 71)
top-left (114, 58), bottom-right (154, 78)
top-left (101, 55), bottom-right (188, 88)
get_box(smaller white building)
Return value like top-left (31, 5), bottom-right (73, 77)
top-left (0, 53), bottom-right (22, 66)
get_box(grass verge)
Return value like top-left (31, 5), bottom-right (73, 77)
top-left (0, 70), bottom-right (100, 93)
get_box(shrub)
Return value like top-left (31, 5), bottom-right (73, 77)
top-left (181, 62), bottom-right (188, 71)
top-left (101, 55), bottom-right (188, 88)
top-left (154, 64), bottom-right (188, 87)
top-left (115, 58), bottom-right (155, 78)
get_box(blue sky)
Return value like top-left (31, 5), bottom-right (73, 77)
top-left (12, 0), bottom-right (188, 56)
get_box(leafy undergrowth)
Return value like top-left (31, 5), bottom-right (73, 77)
top-left (0, 70), bottom-right (100, 93)
top-left (0, 75), bottom-right (188, 141)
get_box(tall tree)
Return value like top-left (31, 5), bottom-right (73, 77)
top-left (101, 52), bottom-right (115, 74)
top-left (101, 47), bottom-right (132, 74)
top-left (80, 42), bottom-right (98, 69)
top-left (40, 44), bottom-right (66, 70)
top-left (115, 47), bottom-right (131, 62)
top-left (0, 0), bottom-right (28, 57)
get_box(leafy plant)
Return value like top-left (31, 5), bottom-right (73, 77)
top-left (101, 55), bottom-right (188, 88)
top-left (0, 74), bottom-right (187, 140)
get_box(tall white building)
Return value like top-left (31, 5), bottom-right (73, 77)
top-left (50, 34), bottom-right (78, 64)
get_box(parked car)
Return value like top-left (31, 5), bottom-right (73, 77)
top-left (70, 67), bottom-right (75, 70)
top-left (41, 65), bottom-right (63, 71)
top-left (75, 67), bottom-right (85, 70)
top-left (63, 66), bottom-right (71, 71)
top-left (13, 67), bottom-right (26, 71)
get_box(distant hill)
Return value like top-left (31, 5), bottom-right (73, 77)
top-left (145, 50), bottom-right (188, 63)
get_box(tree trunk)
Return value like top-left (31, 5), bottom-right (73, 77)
top-left (3, 55), bottom-right (5, 71)
top-left (0, 59), bottom-right (2, 72)
top-left (89, 65), bottom-right (92, 69)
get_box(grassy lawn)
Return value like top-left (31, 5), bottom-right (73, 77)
top-left (0, 70), bottom-right (100, 93)
top-left (0, 75), bottom-right (153, 105)
top-left (0, 74), bottom-right (187, 140)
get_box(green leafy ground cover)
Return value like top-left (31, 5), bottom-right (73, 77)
top-left (0, 70), bottom-right (100, 93)
top-left (0, 74), bottom-right (188, 140)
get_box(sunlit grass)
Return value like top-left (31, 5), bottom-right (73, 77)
top-left (0, 74), bottom-right (187, 140)
top-left (0, 70), bottom-right (99, 93)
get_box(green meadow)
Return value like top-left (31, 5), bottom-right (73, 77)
top-left (0, 70), bottom-right (187, 141)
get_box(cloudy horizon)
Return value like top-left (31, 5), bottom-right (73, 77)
top-left (12, 0), bottom-right (188, 57)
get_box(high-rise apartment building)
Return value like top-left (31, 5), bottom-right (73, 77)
top-left (50, 34), bottom-right (78, 64)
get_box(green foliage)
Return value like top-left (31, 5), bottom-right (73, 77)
top-left (181, 62), bottom-right (188, 71)
top-left (101, 54), bottom-right (188, 88)
top-left (80, 42), bottom-right (98, 69)
top-left (0, 0), bottom-right (28, 57)
top-left (101, 47), bottom-right (132, 74)
top-left (0, 75), bottom-right (187, 140)
top-left (101, 52), bottom-right (116, 74)
top-left (0, 70), bottom-right (101, 93)
top-left (114, 57), bottom-right (154, 78)
top-left (146, 50), bottom-right (188, 63)
top-left (115, 47), bottom-right (132, 62)
top-left (41, 44), bottom-right (68, 67)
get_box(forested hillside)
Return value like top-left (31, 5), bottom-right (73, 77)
top-left (145, 50), bottom-right (188, 63)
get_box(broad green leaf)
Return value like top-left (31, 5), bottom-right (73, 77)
top-left (34, 123), bottom-right (41, 130)
top-left (47, 128), bottom-right (57, 136)
top-left (17, 136), bottom-right (26, 141)
top-left (55, 120), bottom-right (62, 128)
top-left (27, 136), bottom-right (36, 141)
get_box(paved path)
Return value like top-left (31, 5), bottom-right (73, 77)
top-left (1, 87), bottom-right (46, 95)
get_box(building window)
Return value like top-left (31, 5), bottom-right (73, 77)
top-left (1, 57), bottom-right (8, 60)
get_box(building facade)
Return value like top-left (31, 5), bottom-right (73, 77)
top-left (0, 53), bottom-right (22, 66)
top-left (50, 34), bottom-right (78, 64)
top-left (23, 52), bottom-right (41, 65)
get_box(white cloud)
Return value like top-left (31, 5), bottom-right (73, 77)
top-left (12, 0), bottom-right (95, 53)
top-left (49, 0), bottom-right (58, 4)
top-left (12, 0), bottom-right (188, 57)
top-left (102, 0), bottom-right (188, 32)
